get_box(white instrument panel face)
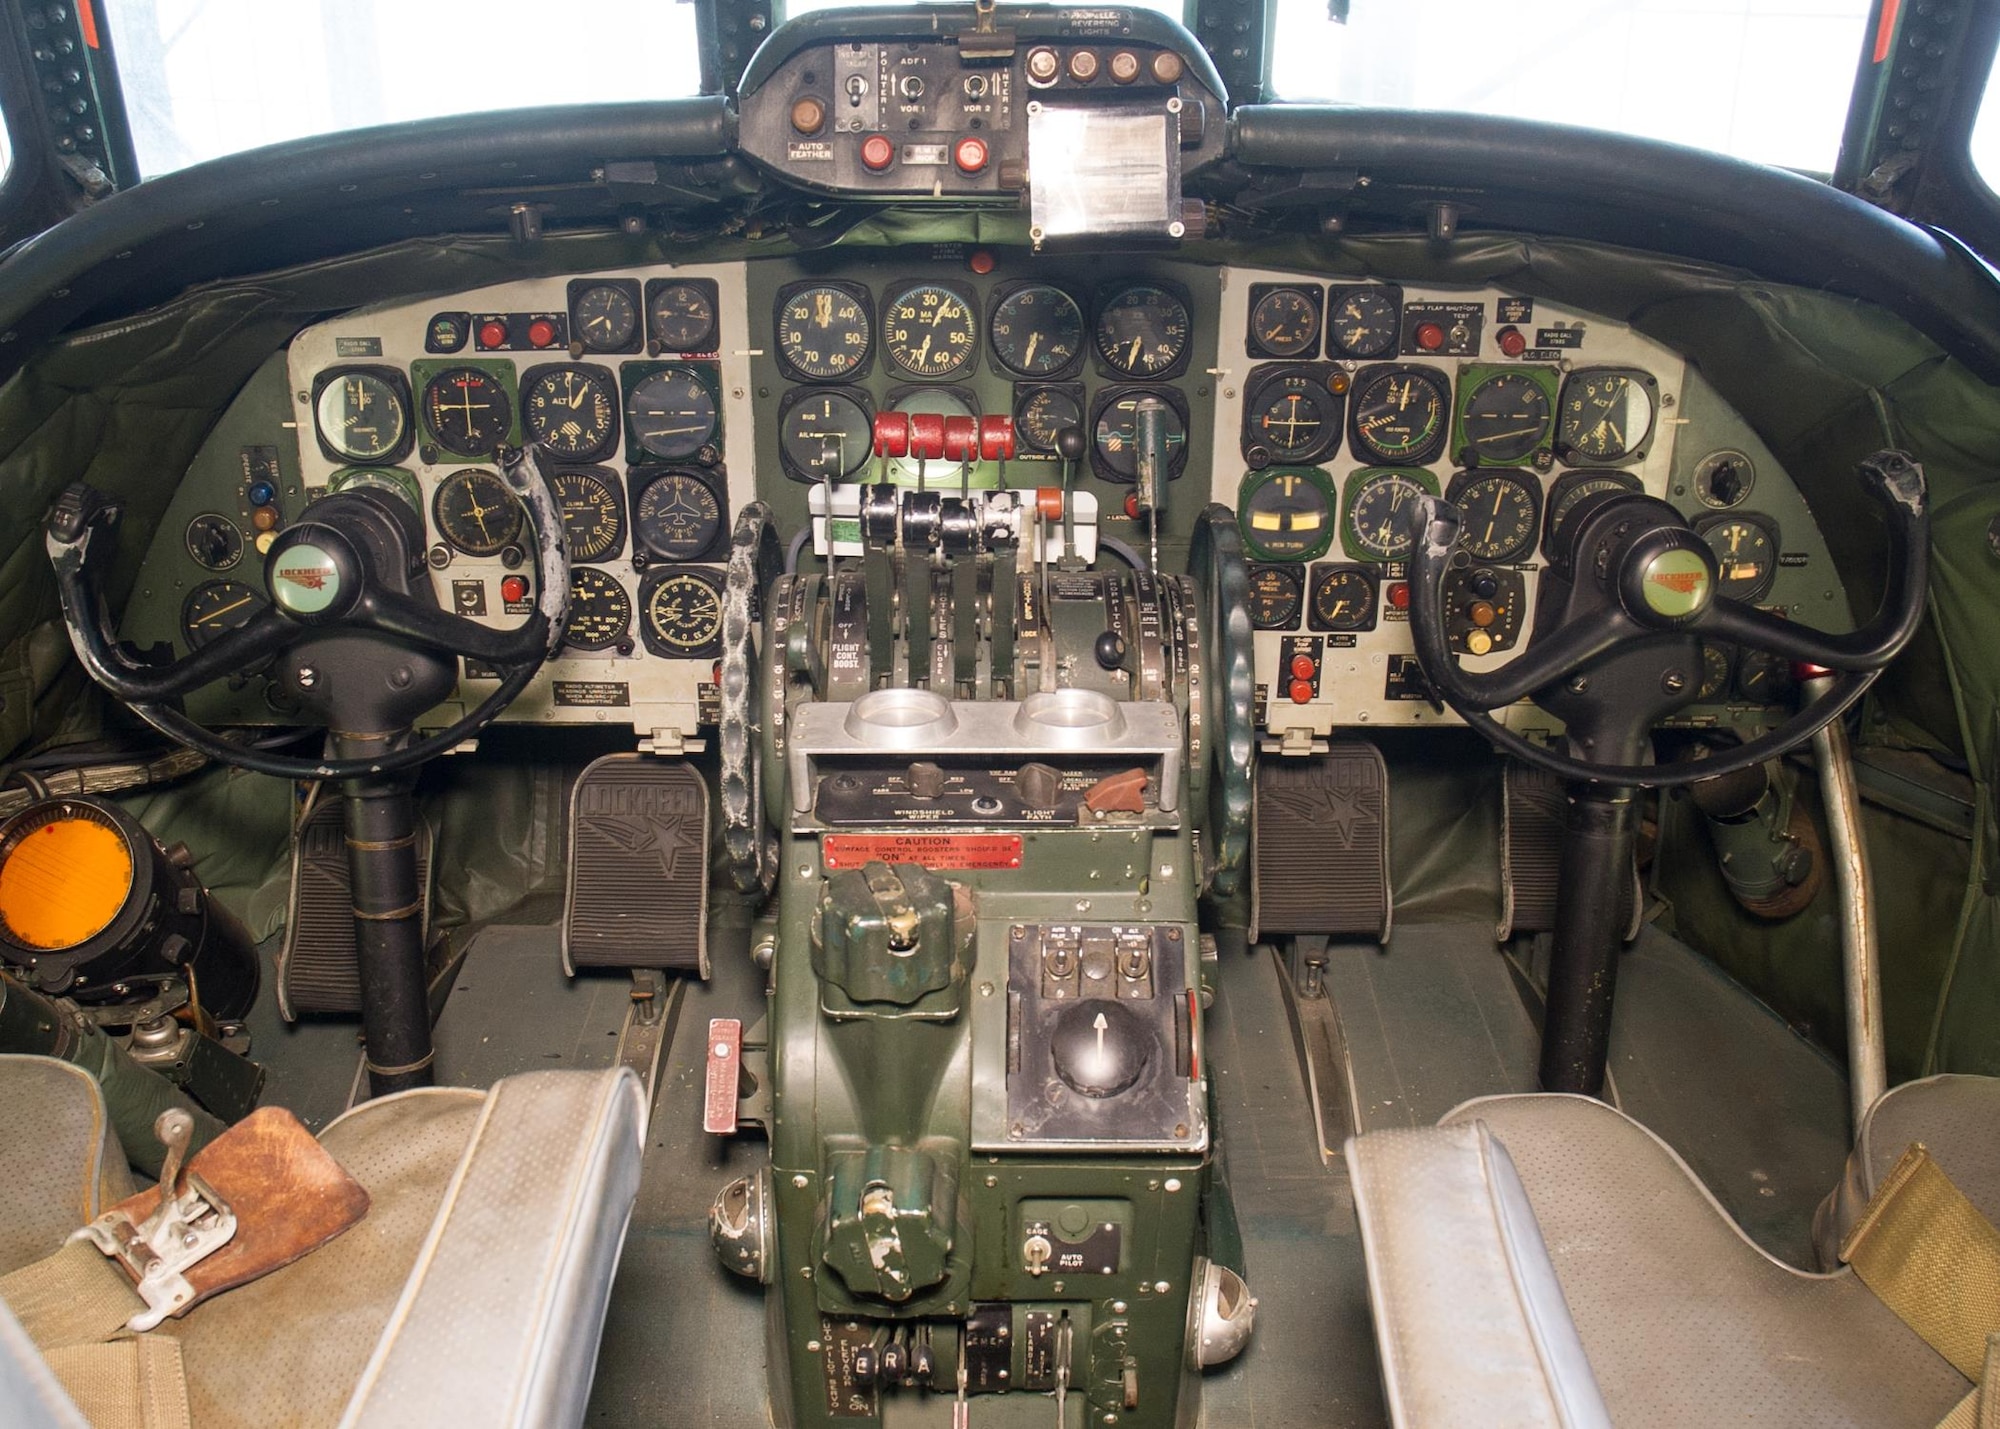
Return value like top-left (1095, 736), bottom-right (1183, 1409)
top-left (1207, 267), bottom-right (1689, 739)
top-left (285, 263), bottom-right (756, 740)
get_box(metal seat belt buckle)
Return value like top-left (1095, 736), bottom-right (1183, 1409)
top-left (73, 1108), bottom-right (237, 1332)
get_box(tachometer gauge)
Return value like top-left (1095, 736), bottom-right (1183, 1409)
top-left (1014, 385), bottom-right (1085, 454)
top-left (562, 567), bottom-right (632, 651)
top-left (1343, 469), bottom-right (1437, 562)
top-left (1457, 370), bottom-right (1554, 466)
top-left (1245, 369), bottom-right (1342, 464)
top-left (184, 514), bottom-right (243, 572)
top-left (990, 284), bottom-right (1083, 377)
top-left (1698, 513), bottom-right (1779, 602)
top-left (1093, 283), bottom-right (1191, 378)
top-left (776, 283), bottom-right (871, 381)
top-left (1309, 564), bottom-right (1380, 632)
top-left (1543, 469), bottom-right (1641, 557)
top-left (182, 581), bottom-right (265, 650)
top-left (1556, 368), bottom-right (1656, 464)
top-left (1247, 285), bottom-right (1322, 359)
top-left (1446, 470), bottom-right (1541, 564)
top-left (569, 281), bottom-right (639, 354)
top-left (625, 366), bottom-right (717, 462)
top-left (431, 468), bottom-right (523, 557)
top-left (647, 280), bottom-right (718, 353)
top-left (1247, 565), bottom-right (1305, 629)
top-left (882, 283), bottom-right (978, 379)
top-left (1239, 467), bottom-right (1337, 562)
top-left (1349, 366), bottom-right (1450, 465)
top-left (639, 567), bottom-right (724, 658)
top-left (1326, 287), bottom-right (1400, 359)
top-left (779, 388), bottom-right (873, 482)
top-left (1699, 643), bottom-right (1734, 701)
top-left (550, 468), bottom-right (625, 563)
top-left (1090, 389), bottom-right (1188, 483)
top-left (422, 368), bottom-right (513, 458)
top-left (522, 366), bottom-right (618, 461)
top-left (633, 471), bottom-right (723, 561)
top-left (314, 368), bottom-right (411, 464)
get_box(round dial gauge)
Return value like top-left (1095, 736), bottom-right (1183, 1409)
top-left (777, 285), bottom-right (871, 380)
top-left (182, 581), bottom-right (265, 650)
top-left (1247, 565), bottom-right (1304, 630)
top-left (1093, 284), bottom-right (1191, 377)
top-left (780, 389), bottom-right (873, 481)
top-left (1446, 471), bottom-right (1541, 564)
top-left (1014, 386), bottom-right (1084, 454)
top-left (1557, 370), bottom-right (1655, 463)
top-left (1092, 392), bottom-right (1186, 482)
top-left (432, 468), bottom-right (523, 557)
top-left (886, 390), bottom-right (982, 486)
top-left (1544, 469), bottom-right (1642, 556)
top-left (423, 368), bottom-right (512, 458)
top-left (1350, 367), bottom-right (1449, 464)
top-left (634, 471), bottom-right (723, 561)
top-left (1327, 288), bottom-right (1399, 359)
top-left (1249, 287), bottom-right (1321, 358)
top-left (571, 283), bottom-right (638, 353)
top-left (648, 282), bottom-right (717, 352)
top-left (626, 367), bottom-right (717, 461)
top-left (1346, 470), bottom-right (1432, 562)
top-left (1460, 372), bottom-right (1553, 465)
top-left (329, 466), bottom-right (423, 514)
top-left (551, 469), bottom-right (624, 563)
top-left (1699, 643), bottom-right (1733, 701)
top-left (882, 284), bottom-right (978, 379)
top-left (562, 567), bottom-right (632, 651)
top-left (990, 285), bottom-right (1083, 377)
top-left (316, 370), bottom-right (409, 463)
top-left (1310, 565), bottom-right (1378, 632)
top-left (640, 569), bottom-right (724, 658)
top-left (1239, 468), bottom-right (1336, 562)
top-left (1700, 515), bottom-right (1779, 602)
top-left (1249, 373), bottom-right (1338, 461)
top-left (1736, 649), bottom-right (1794, 704)
top-left (184, 514), bottom-right (243, 572)
top-left (522, 366), bottom-right (618, 460)
top-left (1694, 449), bottom-right (1756, 509)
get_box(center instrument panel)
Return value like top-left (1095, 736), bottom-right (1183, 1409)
top-left (121, 253), bottom-right (1850, 745)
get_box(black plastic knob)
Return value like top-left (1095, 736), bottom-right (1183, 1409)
top-left (1054, 425), bottom-right (1088, 463)
top-left (1050, 999), bottom-right (1153, 1099)
top-left (1094, 631), bottom-right (1127, 670)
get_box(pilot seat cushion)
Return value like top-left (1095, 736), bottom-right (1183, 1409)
top-left (1814, 1074), bottom-right (2000, 1269)
top-left (1439, 1094), bottom-right (1971, 1429)
top-left (0, 1057), bottom-right (136, 1276)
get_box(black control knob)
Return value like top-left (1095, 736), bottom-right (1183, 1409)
top-left (1094, 630), bottom-right (1127, 670)
top-left (1018, 761), bottom-right (1063, 811)
top-left (1054, 425), bottom-right (1088, 464)
top-left (1050, 999), bottom-right (1153, 1099)
top-left (852, 1347), bottom-right (878, 1386)
top-left (909, 1342), bottom-right (936, 1382)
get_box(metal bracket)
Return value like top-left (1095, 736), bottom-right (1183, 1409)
top-left (73, 1110), bottom-right (236, 1332)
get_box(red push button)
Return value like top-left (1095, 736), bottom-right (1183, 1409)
top-left (477, 319), bottom-right (508, 349)
top-left (500, 575), bottom-right (529, 604)
top-left (872, 411), bottom-right (910, 458)
top-left (860, 134), bottom-right (895, 171)
top-left (1123, 491), bottom-right (1141, 519)
top-left (1289, 653), bottom-right (1316, 681)
top-left (1413, 322), bottom-right (1445, 352)
top-left (1388, 582), bottom-right (1410, 610)
top-left (953, 136), bottom-right (989, 173)
top-left (527, 317), bottom-right (558, 349)
top-left (1288, 678), bottom-right (1315, 705)
top-left (1496, 325), bottom-right (1527, 358)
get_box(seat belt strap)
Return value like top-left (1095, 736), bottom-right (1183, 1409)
top-left (1841, 1143), bottom-right (2000, 1380)
top-left (0, 1238), bottom-right (146, 1347)
top-left (41, 1339), bottom-right (192, 1429)
top-left (1933, 1334), bottom-right (2000, 1429)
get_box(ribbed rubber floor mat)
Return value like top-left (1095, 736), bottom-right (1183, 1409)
top-left (1500, 762), bottom-right (1565, 940)
top-left (563, 754), bottom-right (709, 976)
top-left (1253, 742), bottom-right (1390, 942)
top-left (279, 796), bottom-right (432, 1018)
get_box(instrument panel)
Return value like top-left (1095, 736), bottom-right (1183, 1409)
top-left (119, 252), bottom-right (1850, 747)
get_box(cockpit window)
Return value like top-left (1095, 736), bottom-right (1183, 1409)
top-left (1269, 0), bottom-right (1873, 175)
top-left (103, 0), bottom-right (703, 179)
top-left (1974, 45), bottom-right (2000, 196)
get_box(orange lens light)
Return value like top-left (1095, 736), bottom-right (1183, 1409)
top-left (0, 815), bottom-right (135, 951)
